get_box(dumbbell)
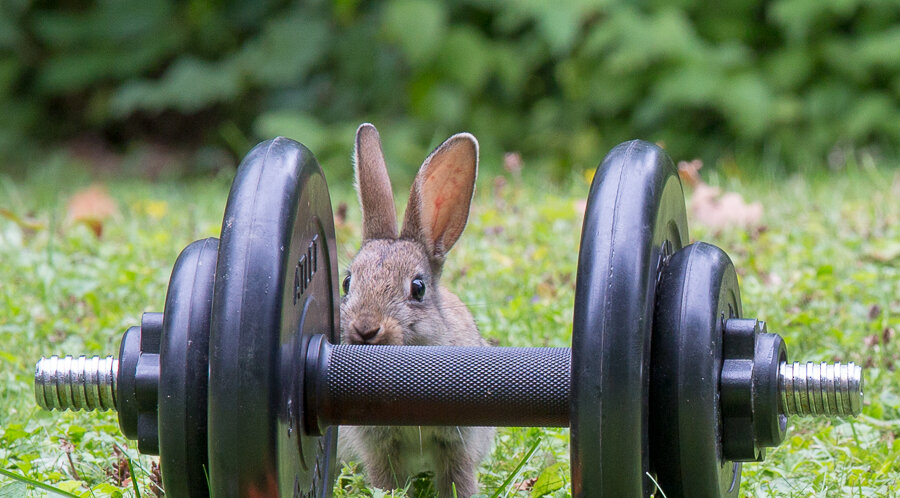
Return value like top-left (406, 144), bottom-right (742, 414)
top-left (34, 138), bottom-right (864, 497)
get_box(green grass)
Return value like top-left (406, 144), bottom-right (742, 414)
top-left (1, 155), bottom-right (898, 497)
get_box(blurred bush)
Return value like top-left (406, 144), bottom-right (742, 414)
top-left (1, 0), bottom-right (897, 177)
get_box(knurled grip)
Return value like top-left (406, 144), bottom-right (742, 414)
top-left (304, 335), bottom-right (570, 433)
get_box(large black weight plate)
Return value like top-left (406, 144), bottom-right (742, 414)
top-left (572, 140), bottom-right (688, 496)
top-left (159, 237), bottom-right (218, 498)
top-left (650, 242), bottom-right (742, 498)
top-left (209, 138), bottom-right (340, 497)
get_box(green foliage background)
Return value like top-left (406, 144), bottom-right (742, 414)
top-left (1, 0), bottom-right (898, 176)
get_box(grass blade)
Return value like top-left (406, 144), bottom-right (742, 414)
top-left (0, 468), bottom-right (82, 497)
top-left (125, 455), bottom-right (142, 498)
top-left (490, 437), bottom-right (541, 498)
top-left (646, 472), bottom-right (668, 498)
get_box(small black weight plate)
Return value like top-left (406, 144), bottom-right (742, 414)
top-left (650, 242), bottom-right (742, 498)
top-left (572, 140), bottom-right (688, 497)
top-left (159, 237), bottom-right (218, 498)
top-left (209, 138), bottom-right (340, 497)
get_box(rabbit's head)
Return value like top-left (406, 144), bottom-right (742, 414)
top-left (340, 123), bottom-right (478, 346)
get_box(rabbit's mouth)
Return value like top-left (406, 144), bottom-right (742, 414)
top-left (345, 316), bottom-right (404, 345)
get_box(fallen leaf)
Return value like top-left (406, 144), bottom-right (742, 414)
top-left (865, 241), bottom-right (900, 263)
top-left (493, 175), bottom-right (508, 198)
top-left (864, 334), bottom-right (880, 348)
top-left (150, 461), bottom-right (164, 497)
top-left (689, 183), bottom-right (763, 230)
top-left (504, 151), bottom-right (523, 175)
top-left (67, 184), bottom-right (119, 237)
top-left (761, 271), bottom-right (783, 287)
top-left (107, 444), bottom-right (131, 486)
top-left (514, 476), bottom-right (537, 491)
top-left (0, 209), bottom-right (46, 231)
top-left (60, 439), bottom-right (75, 453)
top-left (677, 158), bottom-right (764, 229)
top-left (677, 159), bottom-right (704, 187)
top-left (536, 280), bottom-right (556, 300)
top-left (335, 202), bottom-right (348, 227)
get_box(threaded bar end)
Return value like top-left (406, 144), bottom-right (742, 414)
top-left (779, 361), bottom-right (863, 417)
top-left (35, 355), bottom-right (118, 411)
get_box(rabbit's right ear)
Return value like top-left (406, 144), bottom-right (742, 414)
top-left (354, 123), bottom-right (398, 240)
top-left (401, 133), bottom-right (478, 267)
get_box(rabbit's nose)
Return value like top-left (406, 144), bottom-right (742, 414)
top-left (354, 324), bottom-right (381, 343)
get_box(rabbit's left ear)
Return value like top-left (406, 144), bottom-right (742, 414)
top-left (355, 123), bottom-right (398, 240)
top-left (401, 133), bottom-right (478, 265)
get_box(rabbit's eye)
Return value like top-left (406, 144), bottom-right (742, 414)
top-left (342, 274), bottom-right (351, 295)
top-left (410, 277), bottom-right (426, 301)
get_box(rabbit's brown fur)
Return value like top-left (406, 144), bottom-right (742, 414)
top-left (340, 124), bottom-right (494, 497)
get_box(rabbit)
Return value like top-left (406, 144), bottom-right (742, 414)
top-left (339, 123), bottom-right (494, 497)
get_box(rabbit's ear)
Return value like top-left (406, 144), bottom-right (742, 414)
top-left (355, 123), bottom-right (398, 240)
top-left (401, 133), bottom-right (478, 264)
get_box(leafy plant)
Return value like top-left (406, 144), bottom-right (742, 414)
top-left (1, 1), bottom-right (898, 175)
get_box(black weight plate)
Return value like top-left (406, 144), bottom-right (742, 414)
top-left (159, 237), bottom-right (218, 498)
top-left (571, 140), bottom-right (688, 497)
top-left (650, 242), bottom-right (742, 498)
top-left (209, 138), bottom-right (340, 497)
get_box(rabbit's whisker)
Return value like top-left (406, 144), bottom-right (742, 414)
top-left (456, 426), bottom-right (467, 451)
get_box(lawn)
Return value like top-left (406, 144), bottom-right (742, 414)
top-left (1, 151), bottom-right (898, 497)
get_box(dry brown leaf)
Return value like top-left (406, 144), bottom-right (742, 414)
top-left (0, 208), bottom-right (46, 231)
top-left (60, 439), bottom-right (75, 453)
top-left (493, 175), bottom-right (508, 198)
top-left (514, 476), bottom-right (538, 491)
top-left (335, 201), bottom-right (348, 228)
top-left (865, 242), bottom-right (900, 263)
top-left (677, 159), bottom-right (704, 188)
top-left (150, 460), bottom-right (165, 497)
top-left (504, 151), bottom-right (523, 175)
top-left (679, 158), bottom-right (763, 230)
top-left (107, 444), bottom-right (130, 487)
top-left (66, 184), bottom-right (119, 237)
top-left (864, 333), bottom-right (880, 348)
top-left (536, 280), bottom-right (556, 300)
top-left (689, 183), bottom-right (764, 230)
